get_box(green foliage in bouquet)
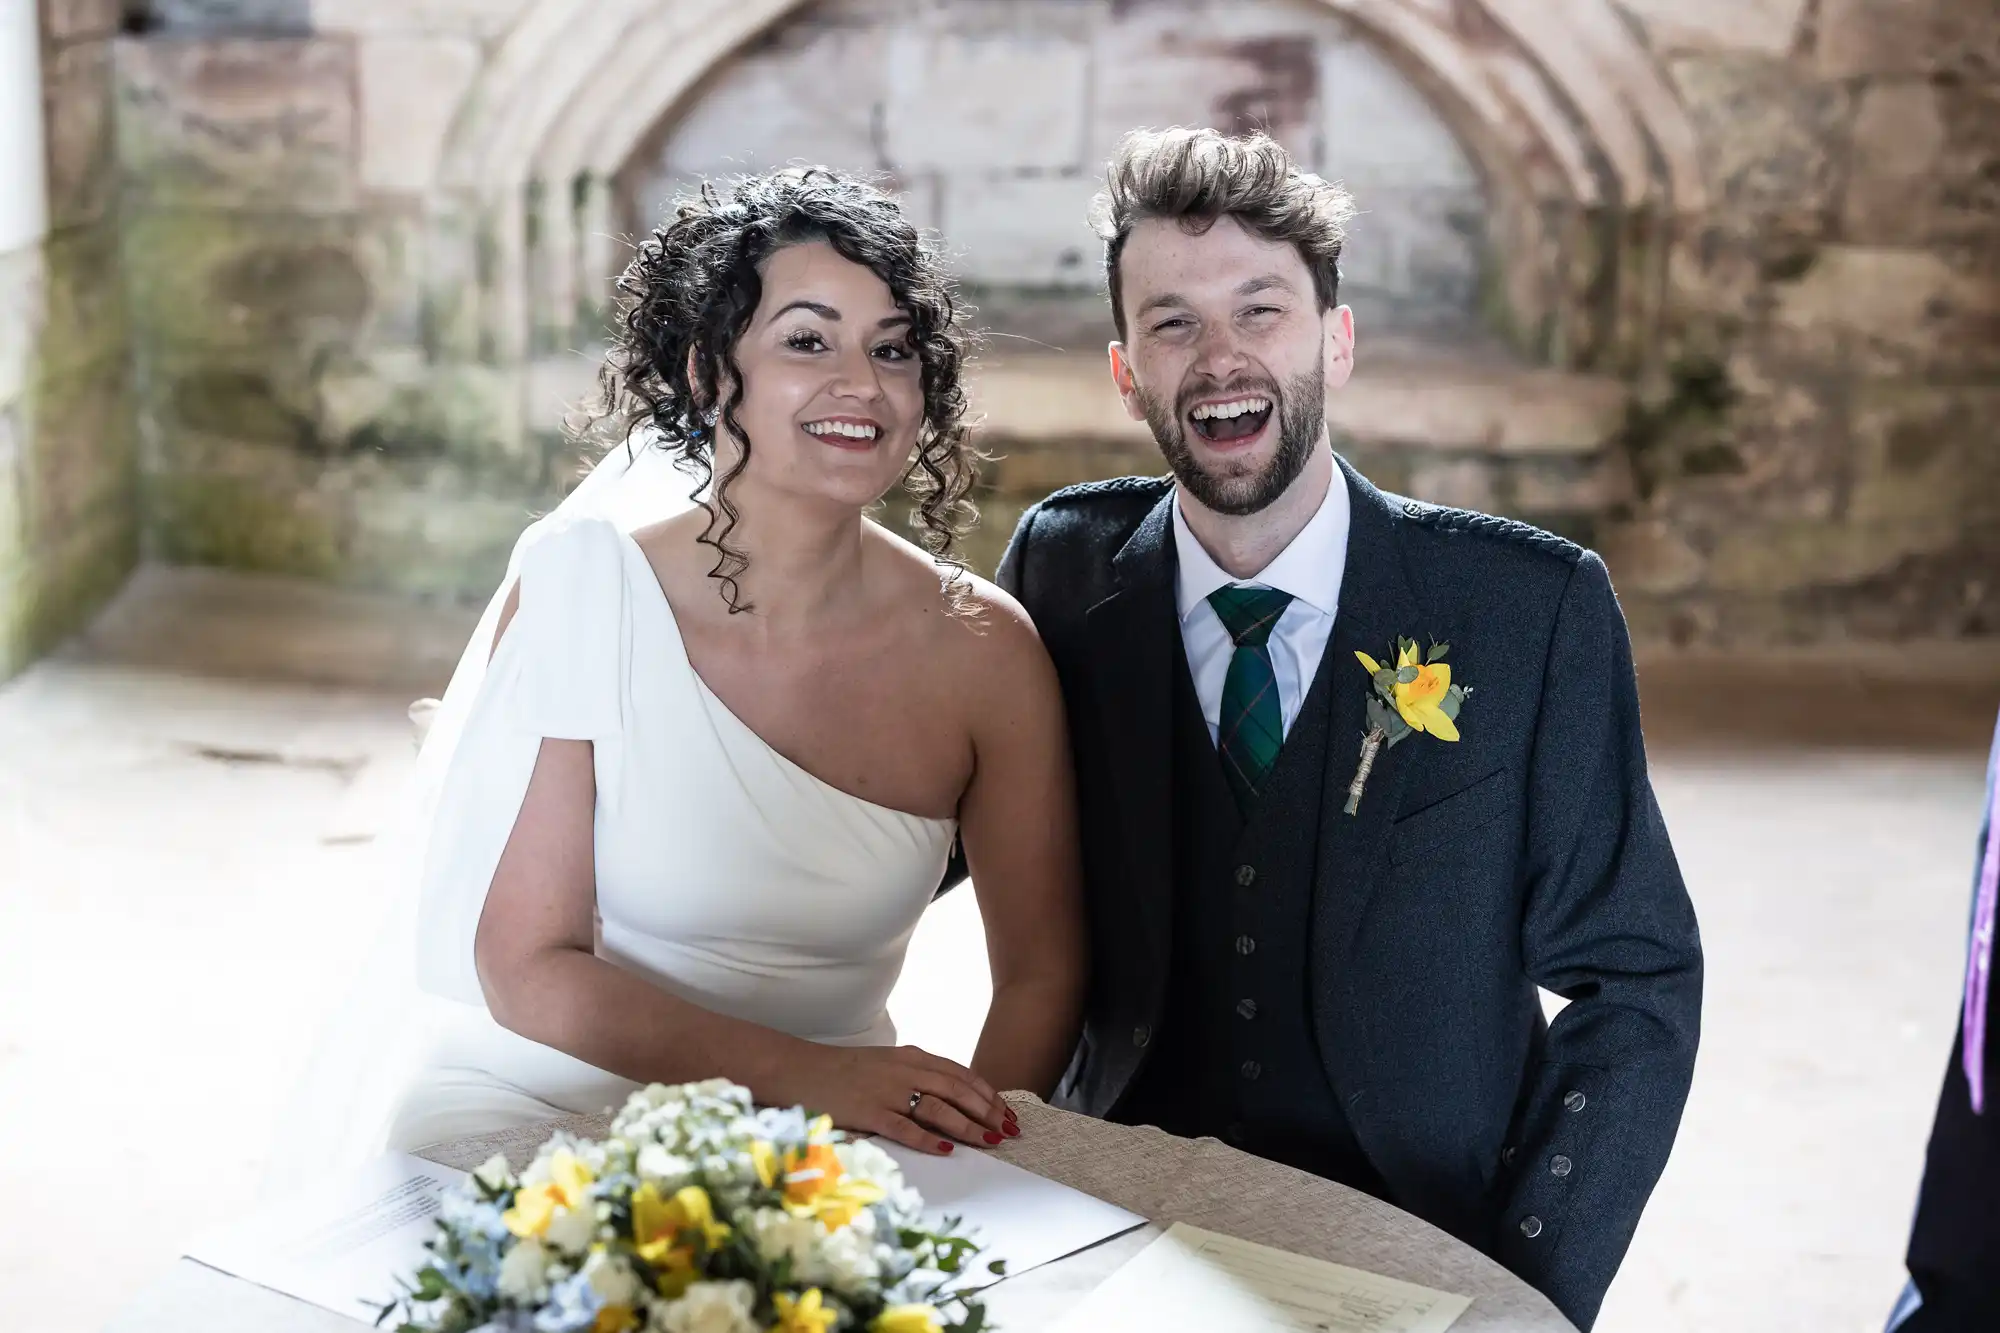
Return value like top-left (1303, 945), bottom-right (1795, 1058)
top-left (378, 1080), bottom-right (991, 1333)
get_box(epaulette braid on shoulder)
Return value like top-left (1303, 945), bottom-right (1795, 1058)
top-left (1396, 498), bottom-right (1584, 562)
top-left (1042, 474), bottom-right (1174, 506)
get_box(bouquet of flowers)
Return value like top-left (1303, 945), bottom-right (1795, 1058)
top-left (379, 1079), bottom-right (996, 1333)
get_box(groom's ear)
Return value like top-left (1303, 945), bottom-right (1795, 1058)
top-left (1108, 343), bottom-right (1147, 423)
top-left (1323, 305), bottom-right (1356, 390)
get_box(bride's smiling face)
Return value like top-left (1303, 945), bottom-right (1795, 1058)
top-left (716, 241), bottom-right (926, 511)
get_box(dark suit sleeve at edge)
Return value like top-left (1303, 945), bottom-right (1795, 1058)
top-left (1495, 551), bottom-right (1704, 1329)
top-left (994, 500), bottom-right (1040, 605)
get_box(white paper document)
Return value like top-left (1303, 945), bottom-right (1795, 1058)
top-left (184, 1152), bottom-right (466, 1322)
top-left (877, 1141), bottom-right (1147, 1286)
top-left (1050, 1222), bottom-right (1473, 1333)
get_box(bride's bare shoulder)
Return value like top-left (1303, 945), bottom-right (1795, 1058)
top-left (867, 528), bottom-right (1052, 691)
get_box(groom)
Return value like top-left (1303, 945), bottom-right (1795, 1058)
top-left (992, 128), bottom-right (1703, 1328)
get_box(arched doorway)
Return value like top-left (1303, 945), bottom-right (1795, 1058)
top-left (618, 0), bottom-right (1494, 355)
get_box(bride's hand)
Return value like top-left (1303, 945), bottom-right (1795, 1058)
top-left (795, 1044), bottom-right (1017, 1156)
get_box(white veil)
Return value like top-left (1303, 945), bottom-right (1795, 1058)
top-left (263, 433), bottom-right (696, 1197)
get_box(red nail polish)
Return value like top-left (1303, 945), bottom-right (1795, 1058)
top-left (1004, 1122), bottom-right (1020, 1137)
top-left (938, 1141), bottom-right (954, 1153)
top-left (983, 1131), bottom-right (1003, 1145)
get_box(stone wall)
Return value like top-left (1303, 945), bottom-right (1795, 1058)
top-left (1601, 0), bottom-right (2000, 643)
top-left (3, 0), bottom-right (1995, 680)
top-left (625, 0), bottom-right (1490, 352)
top-left (115, 16), bottom-right (548, 604)
top-left (0, 1), bottom-right (137, 681)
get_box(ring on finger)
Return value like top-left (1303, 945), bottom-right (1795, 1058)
top-left (907, 1090), bottom-right (924, 1115)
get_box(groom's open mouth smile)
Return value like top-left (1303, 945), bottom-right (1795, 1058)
top-left (1186, 394), bottom-right (1273, 449)
top-left (801, 416), bottom-right (884, 452)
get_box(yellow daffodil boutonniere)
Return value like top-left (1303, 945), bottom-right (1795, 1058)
top-left (1345, 637), bottom-right (1471, 815)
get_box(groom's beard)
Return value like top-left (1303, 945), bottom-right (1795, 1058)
top-left (1135, 355), bottom-right (1325, 517)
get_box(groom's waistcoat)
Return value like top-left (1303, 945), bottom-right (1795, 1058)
top-left (1121, 637), bottom-right (1384, 1197)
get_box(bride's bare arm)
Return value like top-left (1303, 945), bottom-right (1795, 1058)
top-left (470, 600), bottom-right (1009, 1154)
top-left (955, 587), bottom-right (1088, 1099)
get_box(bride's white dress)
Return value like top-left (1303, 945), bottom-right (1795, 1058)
top-left (385, 514), bottom-right (957, 1149)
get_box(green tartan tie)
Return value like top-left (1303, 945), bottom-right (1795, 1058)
top-left (1207, 585), bottom-right (1296, 811)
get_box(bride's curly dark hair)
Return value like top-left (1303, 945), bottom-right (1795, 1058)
top-left (579, 167), bottom-right (981, 613)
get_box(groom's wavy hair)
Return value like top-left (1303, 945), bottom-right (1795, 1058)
top-left (1091, 128), bottom-right (1357, 342)
top-left (579, 167), bottom-right (979, 614)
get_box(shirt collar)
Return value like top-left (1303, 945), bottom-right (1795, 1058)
top-left (1172, 466), bottom-right (1351, 626)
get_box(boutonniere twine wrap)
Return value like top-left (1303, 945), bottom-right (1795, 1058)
top-left (1344, 637), bottom-right (1471, 816)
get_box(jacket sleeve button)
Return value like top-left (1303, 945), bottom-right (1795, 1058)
top-left (1563, 1090), bottom-right (1587, 1113)
top-left (1550, 1154), bottom-right (1573, 1178)
top-left (1519, 1215), bottom-right (1543, 1239)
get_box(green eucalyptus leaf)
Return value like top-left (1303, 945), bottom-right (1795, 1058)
top-left (1395, 665), bottom-right (1419, 684)
top-left (1427, 642), bottom-right (1450, 662)
top-left (1372, 669), bottom-right (1397, 693)
top-left (1438, 690), bottom-right (1463, 721)
top-left (1365, 697), bottom-right (1399, 735)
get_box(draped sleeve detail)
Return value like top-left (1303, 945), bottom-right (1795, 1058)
top-left (412, 514), bottom-right (633, 1005)
top-left (500, 515), bottom-right (632, 743)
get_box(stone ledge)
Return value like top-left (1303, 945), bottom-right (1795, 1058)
top-left (1636, 642), bottom-right (2000, 751)
top-left (63, 561), bottom-right (479, 695)
top-left (44, 560), bottom-right (2000, 750)
top-left (966, 349), bottom-right (1631, 458)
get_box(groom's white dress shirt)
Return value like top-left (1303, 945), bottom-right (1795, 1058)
top-left (1172, 469), bottom-right (1351, 746)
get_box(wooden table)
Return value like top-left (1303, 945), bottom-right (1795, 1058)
top-left (108, 1096), bottom-right (1577, 1332)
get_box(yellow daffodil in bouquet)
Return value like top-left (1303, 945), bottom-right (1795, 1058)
top-left (378, 1079), bottom-right (994, 1333)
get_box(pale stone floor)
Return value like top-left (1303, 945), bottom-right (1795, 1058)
top-left (0, 644), bottom-right (1991, 1332)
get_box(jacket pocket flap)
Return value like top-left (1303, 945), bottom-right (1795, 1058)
top-left (1390, 767), bottom-right (1510, 864)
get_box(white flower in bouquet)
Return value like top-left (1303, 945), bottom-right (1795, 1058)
top-left (834, 1140), bottom-right (922, 1221)
top-left (582, 1247), bottom-right (643, 1309)
top-left (543, 1200), bottom-right (599, 1255)
top-left (473, 1154), bottom-right (515, 1194)
top-left (650, 1278), bottom-right (757, 1333)
top-left (744, 1207), bottom-right (829, 1283)
top-left (819, 1208), bottom-right (885, 1292)
top-left (496, 1236), bottom-right (550, 1303)
top-left (635, 1143), bottom-right (696, 1189)
top-left (386, 1079), bottom-right (985, 1333)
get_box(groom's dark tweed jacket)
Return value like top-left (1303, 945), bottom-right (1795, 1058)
top-left (993, 458), bottom-right (1702, 1328)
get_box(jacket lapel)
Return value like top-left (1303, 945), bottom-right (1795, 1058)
top-left (1313, 458), bottom-right (1430, 984)
top-left (1084, 490), bottom-right (1179, 989)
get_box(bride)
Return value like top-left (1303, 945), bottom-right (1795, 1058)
top-left (305, 167), bottom-right (1085, 1168)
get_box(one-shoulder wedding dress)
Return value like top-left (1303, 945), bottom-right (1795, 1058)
top-left (269, 444), bottom-right (956, 1189)
top-left (388, 515), bottom-right (958, 1148)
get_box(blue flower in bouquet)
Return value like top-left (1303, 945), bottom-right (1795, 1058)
top-left (435, 1254), bottom-right (499, 1303)
top-left (466, 1316), bottom-right (536, 1333)
top-left (752, 1105), bottom-right (812, 1148)
top-left (387, 1080), bottom-right (990, 1333)
top-left (531, 1271), bottom-right (602, 1333)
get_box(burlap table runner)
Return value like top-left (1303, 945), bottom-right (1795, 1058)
top-left (420, 1093), bottom-right (1576, 1332)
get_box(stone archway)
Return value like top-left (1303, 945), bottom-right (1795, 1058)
top-left (435, 0), bottom-right (1708, 381)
